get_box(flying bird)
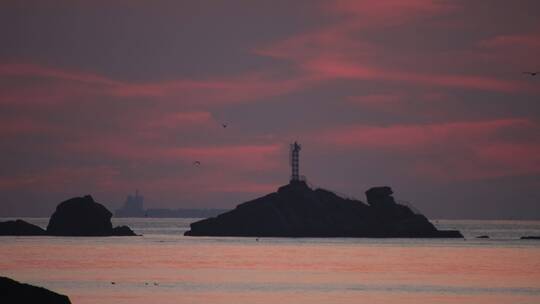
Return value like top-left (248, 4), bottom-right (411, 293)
top-left (523, 72), bottom-right (538, 76)
top-left (193, 161), bottom-right (201, 166)
top-left (222, 123), bottom-right (228, 128)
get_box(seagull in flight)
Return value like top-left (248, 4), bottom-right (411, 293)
top-left (193, 161), bottom-right (201, 166)
top-left (523, 72), bottom-right (538, 76)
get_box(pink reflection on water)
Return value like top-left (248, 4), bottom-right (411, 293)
top-left (1, 236), bottom-right (540, 304)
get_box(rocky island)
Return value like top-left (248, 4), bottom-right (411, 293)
top-left (185, 181), bottom-right (463, 238)
top-left (186, 142), bottom-right (462, 238)
top-left (0, 219), bottom-right (47, 236)
top-left (0, 195), bottom-right (136, 237)
top-left (47, 195), bottom-right (136, 236)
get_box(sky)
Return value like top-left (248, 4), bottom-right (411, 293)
top-left (0, 0), bottom-right (539, 218)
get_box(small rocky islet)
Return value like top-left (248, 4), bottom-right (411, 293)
top-left (521, 236), bottom-right (540, 240)
top-left (0, 219), bottom-right (47, 236)
top-left (0, 195), bottom-right (136, 236)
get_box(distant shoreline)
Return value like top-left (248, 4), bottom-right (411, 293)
top-left (115, 208), bottom-right (230, 218)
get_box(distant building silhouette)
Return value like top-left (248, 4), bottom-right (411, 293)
top-left (114, 190), bottom-right (229, 218)
top-left (115, 190), bottom-right (145, 217)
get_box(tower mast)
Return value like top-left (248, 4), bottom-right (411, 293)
top-left (290, 141), bottom-right (301, 182)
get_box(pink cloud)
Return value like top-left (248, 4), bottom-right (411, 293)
top-left (476, 32), bottom-right (540, 69)
top-left (205, 182), bottom-right (279, 194)
top-left (0, 166), bottom-right (120, 192)
top-left (162, 144), bottom-right (284, 170)
top-left (2, 1), bottom-right (540, 209)
top-left (346, 93), bottom-right (405, 111)
top-left (143, 111), bottom-right (213, 129)
top-left (0, 63), bottom-right (120, 86)
top-left (255, 0), bottom-right (456, 63)
top-left (302, 57), bottom-right (538, 93)
top-left (0, 144), bottom-right (285, 202)
top-left (0, 164), bottom-right (280, 204)
top-left (0, 118), bottom-right (58, 136)
top-left (479, 33), bottom-right (540, 49)
top-left (327, 0), bottom-right (457, 27)
top-left (474, 142), bottom-right (540, 175)
top-left (124, 173), bottom-right (281, 200)
top-left (255, 1), bottom-right (539, 95)
top-left (65, 137), bottom-right (285, 171)
top-left (0, 81), bottom-right (102, 105)
top-left (413, 142), bottom-right (540, 181)
top-left (0, 63), bottom-right (315, 107)
top-left (317, 118), bottom-right (533, 149)
top-left (345, 92), bottom-right (452, 116)
top-left (110, 71), bottom-right (316, 106)
top-left (313, 118), bottom-right (540, 180)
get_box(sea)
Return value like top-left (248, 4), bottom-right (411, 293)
top-left (1, 218), bottom-right (540, 304)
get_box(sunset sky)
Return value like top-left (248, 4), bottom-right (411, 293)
top-left (1, 0), bottom-right (539, 218)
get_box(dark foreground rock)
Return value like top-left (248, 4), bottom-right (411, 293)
top-left (47, 195), bottom-right (136, 236)
top-left (0, 276), bottom-right (71, 304)
top-left (185, 181), bottom-right (463, 238)
top-left (521, 236), bottom-right (540, 240)
top-left (0, 219), bottom-right (46, 236)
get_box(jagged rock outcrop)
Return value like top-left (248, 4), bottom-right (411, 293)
top-left (0, 276), bottom-right (71, 304)
top-left (365, 186), bottom-right (395, 207)
top-left (185, 181), bottom-right (463, 238)
top-left (0, 219), bottom-right (46, 236)
top-left (47, 195), bottom-right (136, 236)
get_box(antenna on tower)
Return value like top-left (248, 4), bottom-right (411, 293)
top-left (289, 141), bottom-right (301, 182)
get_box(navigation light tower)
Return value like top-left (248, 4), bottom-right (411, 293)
top-left (290, 141), bottom-right (301, 182)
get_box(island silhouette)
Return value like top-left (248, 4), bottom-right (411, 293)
top-left (185, 142), bottom-right (463, 238)
top-left (0, 195), bottom-right (136, 236)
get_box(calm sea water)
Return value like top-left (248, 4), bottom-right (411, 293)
top-left (1, 218), bottom-right (540, 304)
